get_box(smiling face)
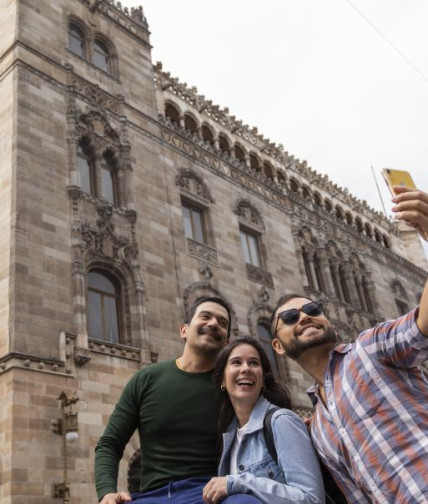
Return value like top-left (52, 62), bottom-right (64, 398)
top-left (272, 297), bottom-right (337, 360)
top-left (221, 343), bottom-right (264, 410)
top-left (180, 301), bottom-right (230, 356)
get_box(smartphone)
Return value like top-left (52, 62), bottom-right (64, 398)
top-left (381, 168), bottom-right (417, 195)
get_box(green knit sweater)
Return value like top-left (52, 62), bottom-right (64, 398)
top-left (94, 359), bottom-right (221, 500)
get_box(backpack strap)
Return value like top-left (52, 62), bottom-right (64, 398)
top-left (263, 406), bottom-right (280, 463)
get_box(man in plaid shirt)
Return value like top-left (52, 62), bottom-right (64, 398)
top-left (271, 186), bottom-right (428, 503)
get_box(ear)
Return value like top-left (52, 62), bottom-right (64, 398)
top-left (179, 323), bottom-right (188, 342)
top-left (272, 337), bottom-right (286, 356)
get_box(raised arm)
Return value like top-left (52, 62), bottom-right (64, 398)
top-left (392, 186), bottom-right (428, 336)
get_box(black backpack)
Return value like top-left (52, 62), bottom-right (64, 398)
top-left (263, 407), bottom-right (348, 504)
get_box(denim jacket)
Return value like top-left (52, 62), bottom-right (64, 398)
top-left (218, 396), bottom-right (325, 504)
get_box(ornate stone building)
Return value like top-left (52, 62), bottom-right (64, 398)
top-left (0, 0), bottom-right (426, 502)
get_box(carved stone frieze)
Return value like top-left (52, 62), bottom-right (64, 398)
top-left (72, 75), bottom-right (122, 114)
top-left (246, 263), bottom-right (274, 288)
top-left (186, 239), bottom-right (218, 266)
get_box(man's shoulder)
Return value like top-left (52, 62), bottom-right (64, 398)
top-left (136, 359), bottom-right (176, 376)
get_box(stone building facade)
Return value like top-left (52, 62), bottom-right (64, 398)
top-left (0, 0), bottom-right (426, 503)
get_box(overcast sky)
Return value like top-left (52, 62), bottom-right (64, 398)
top-left (124, 0), bottom-right (428, 254)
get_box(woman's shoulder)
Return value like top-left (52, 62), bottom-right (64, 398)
top-left (270, 406), bottom-right (307, 427)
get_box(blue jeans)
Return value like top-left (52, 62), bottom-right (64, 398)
top-left (131, 477), bottom-right (263, 504)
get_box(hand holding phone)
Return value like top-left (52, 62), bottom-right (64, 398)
top-left (382, 168), bottom-right (416, 196)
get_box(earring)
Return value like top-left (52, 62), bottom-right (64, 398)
top-left (220, 385), bottom-right (225, 391)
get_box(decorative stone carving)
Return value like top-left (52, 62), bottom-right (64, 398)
top-left (234, 199), bottom-right (265, 231)
top-left (176, 168), bottom-right (213, 203)
top-left (258, 285), bottom-right (270, 303)
top-left (186, 239), bottom-right (218, 266)
top-left (199, 264), bottom-right (213, 281)
top-left (246, 263), bottom-right (274, 288)
top-left (74, 347), bottom-right (91, 366)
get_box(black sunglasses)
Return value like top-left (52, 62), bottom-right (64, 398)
top-left (276, 301), bottom-right (323, 329)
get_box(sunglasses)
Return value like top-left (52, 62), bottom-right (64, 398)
top-left (275, 301), bottom-right (323, 331)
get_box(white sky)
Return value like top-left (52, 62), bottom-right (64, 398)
top-left (124, 0), bottom-right (428, 254)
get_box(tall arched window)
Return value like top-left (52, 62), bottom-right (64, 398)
top-left (101, 151), bottom-right (118, 205)
top-left (87, 270), bottom-right (121, 343)
top-left (257, 321), bottom-right (278, 374)
top-left (77, 138), bottom-right (95, 196)
top-left (339, 265), bottom-right (350, 303)
top-left (68, 23), bottom-right (85, 57)
top-left (93, 39), bottom-right (110, 72)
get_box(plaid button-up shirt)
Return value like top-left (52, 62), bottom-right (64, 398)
top-left (308, 308), bottom-right (428, 503)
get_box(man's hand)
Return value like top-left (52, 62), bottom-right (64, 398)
top-left (392, 186), bottom-right (428, 242)
top-left (202, 477), bottom-right (228, 504)
top-left (99, 491), bottom-right (132, 504)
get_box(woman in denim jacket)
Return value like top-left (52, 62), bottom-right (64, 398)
top-left (203, 336), bottom-right (324, 504)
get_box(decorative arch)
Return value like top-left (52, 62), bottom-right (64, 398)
top-left (184, 113), bottom-right (198, 134)
top-left (234, 199), bottom-right (264, 231)
top-left (175, 168), bottom-right (213, 203)
top-left (164, 101), bottom-right (181, 124)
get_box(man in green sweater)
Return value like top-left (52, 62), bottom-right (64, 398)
top-left (95, 296), bottom-right (240, 504)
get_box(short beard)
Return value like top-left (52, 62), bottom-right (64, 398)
top-left (282, 326), bottom-right (337, 360)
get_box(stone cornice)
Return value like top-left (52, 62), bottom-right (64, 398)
top-left (154, 63), bottom-right (391, 227)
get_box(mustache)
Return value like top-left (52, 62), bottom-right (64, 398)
top-left (198, 326), bottom-right (222, 341)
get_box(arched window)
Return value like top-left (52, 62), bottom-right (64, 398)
top-left (234, 145), bottom-right (246, 163)
top-left (93, 39), bottom-right (110, 72)
top-left (219, 135), bottom-right (231, 153)
top-left (68, 23), bottom-right (85, 57)
top-left (289, 179), bottom-right (299, 193)
top-left (355, 218), bottom-right (363, 233)
top-left (335, 206), bottom-right (343, 221)
top-left (249, 154), bottom-right (261, 172)
top-left (302, 186), bottom-right (310, 199)
top-left (313, 193), bottom-right (322, 207)
top-left (302, 249), bottom-right (314, 291)
top-left (100, 151), bottom-right (118, 205)
top-left (184, 114), bottom-right (197, 133)
top-left (165, 103), bottom-right (180, 124)
top-left (339, 265), bottom-right (350, 303)
top-left (364, 223), bottom-right (372, 239)
top-left (325, 200), bottom-right (332, 213)
top-left (277, 171), bottom-right (285, 184)
top-left (257, 321), bottom-right (278, 373)
top-left (345, 212), bottom-right (353, 226)
top-left (263, 162), bottom-right (274, 180)
top-left (201, 125), bottom-right (214, 145)
top-left (382, 235), bottom-right (390, 248)
top-left (313, 252), bottom-right (324, 292)
top-left (87, 270), bottom-right (121, 343)
top-left (77, 138), bottom-right (95, 195)
top-left (392, 281), bottom-right (409, 316)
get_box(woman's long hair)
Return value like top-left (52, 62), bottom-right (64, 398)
top-left (214, 336), bottom-right (292, 434)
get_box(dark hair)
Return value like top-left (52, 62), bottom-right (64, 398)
top-left (214, 336), bottom-right (292, 433)
top-left (270, 292), bottom-right (313, 335)
top-left (185, 296), bottom-right (232, 339)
